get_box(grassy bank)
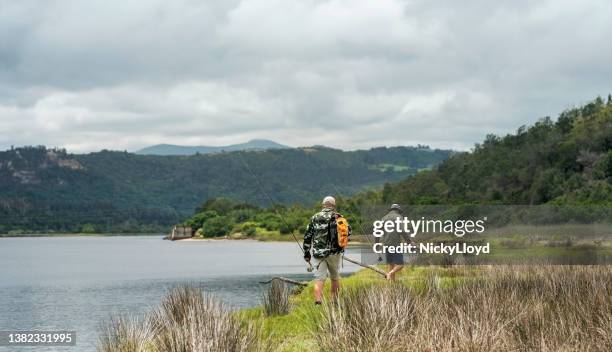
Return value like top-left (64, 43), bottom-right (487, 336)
top-left (98, 265), bottom-right (611, 351)
top-left (238, 266), bottom-right (478, 351)
top-left (241, 265), bottom-right (611, 351)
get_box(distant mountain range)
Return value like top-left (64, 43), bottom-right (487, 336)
top-left (135, 139), bottom-right (290, 155)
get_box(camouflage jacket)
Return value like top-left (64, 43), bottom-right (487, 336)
top-left (303, 207), bottom-right (350, 258)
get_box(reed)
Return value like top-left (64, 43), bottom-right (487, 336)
top-left (98, 285), bottom-right (268, 352)
top-left (262, 279), bottom-right (291, 317)
top-left (316, 265), bottom-right (611, 352)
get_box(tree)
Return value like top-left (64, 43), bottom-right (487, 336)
top-left (81, 223), bottom-right (96, 233)
top-left (201, 216), bottom-right (233, 237)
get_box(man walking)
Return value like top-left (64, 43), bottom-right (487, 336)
top-left (303, 196), bottom-right (349, 304)
top-left (378, 204), bottom-right (410, 281)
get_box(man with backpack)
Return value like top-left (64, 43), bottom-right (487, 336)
top-left (303, 196), bottom-right (350, 304)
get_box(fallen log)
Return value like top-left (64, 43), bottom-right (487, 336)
top-left (259, 277), bottom-right (308, 286)
top-left (342, 255), bottom-right (388, 277)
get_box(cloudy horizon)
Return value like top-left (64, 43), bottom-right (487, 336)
top-left (0, 0), bottom-right (610, 153)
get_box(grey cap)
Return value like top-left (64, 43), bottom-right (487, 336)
top-left (322, 196), bottom-right (336, 208)
top-left (389, 203), bottom-right (402, 211)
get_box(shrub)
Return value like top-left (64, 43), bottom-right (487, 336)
top-left (238, 221), bottom-right (258, 237)
top-left (201, 216), bottom-right (233, 237)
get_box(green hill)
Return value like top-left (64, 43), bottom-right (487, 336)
top-left (383, 96), bottom-right (612, 206)
top-left (0, 145), bottom-right (451, 234)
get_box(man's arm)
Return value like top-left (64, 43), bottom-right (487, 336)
top-left (303, 218), bottom-right (314, 259)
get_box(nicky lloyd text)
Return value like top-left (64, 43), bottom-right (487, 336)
top-left (373, 242), bottom-right (491, 256)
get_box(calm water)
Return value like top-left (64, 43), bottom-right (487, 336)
top-left (0, 236), bottom-right (359, 352)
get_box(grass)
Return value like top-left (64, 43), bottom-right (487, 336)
top-left (318, 266), bottom-right (611, 351)
top-left (262, 280), bottom-right (291, 316)
top-left (237, 266), bottom-right (474, 351)
top-left (98, 285), bottom-right (268, 352)
top-left (97, 258), bottom-right (611, 351)
top-left (238, 265), bottom-right (611, 352)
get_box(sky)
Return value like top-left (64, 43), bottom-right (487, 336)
top-left (0, 0), bottom-right (610, 153)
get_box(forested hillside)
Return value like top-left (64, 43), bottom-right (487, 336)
top-left (0, 145), bottom-right (450, 233)
top-left (383, 96), bottom-right (612, 205)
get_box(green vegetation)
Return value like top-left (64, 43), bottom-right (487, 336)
top-left (182, 192), bottom-right (386, 240)
top-left (383, 97), bottom-right (612, 205)
top-left (0, 145), bottom-right (450, 234)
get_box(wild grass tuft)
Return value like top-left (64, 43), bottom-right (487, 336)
top-left (98, 284), bottom-right (269, 352)
top-left (97, 315), bottom-right (153, 352)
top-left (262, 279), bottom-right (291, 317)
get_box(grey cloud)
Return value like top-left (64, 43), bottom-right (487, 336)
top-left (0, 0), bottom-right (610, 152)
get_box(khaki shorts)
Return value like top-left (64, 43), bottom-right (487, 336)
top-left (312, 253), bottom-right (342, 281)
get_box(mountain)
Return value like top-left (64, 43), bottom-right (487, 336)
top-left (382, 96), bottom-right (612, 206)
top-left (0, 145), bottom-right (452, 233)
top-left (134, 139), bottom-right (290, 155)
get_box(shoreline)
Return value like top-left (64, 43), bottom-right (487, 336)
top-left (0, 233), bottom-right (165, 238)
top-left (0, 233), bottom-right (370, 247)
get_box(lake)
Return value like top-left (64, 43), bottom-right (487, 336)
top-left (0, 236), bottom-right (360, 352)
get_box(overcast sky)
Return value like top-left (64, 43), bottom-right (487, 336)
top-left (0, 0), bottom-right (610, 153)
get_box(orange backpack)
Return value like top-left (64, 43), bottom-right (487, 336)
top-left (335, 215), bottom-right (349, 248)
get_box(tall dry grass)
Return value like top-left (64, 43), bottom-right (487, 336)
top-left (317, 266), bottom-right (612, 352)
top-left (98, 285), bottom-right (268, 352)
top-left (261, 279), bottom-right (291, 317)
top-left (98, 315), bottom-right (153, 352)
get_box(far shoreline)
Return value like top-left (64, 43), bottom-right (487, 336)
top-left (0, 232), bottom-right (165, 238)
top-left (0, 233), bottom-right (370, 246)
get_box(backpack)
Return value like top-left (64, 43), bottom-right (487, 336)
top-left (329, 213), bottom-right (349, 250)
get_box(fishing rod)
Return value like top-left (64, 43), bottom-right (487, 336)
top-left (235, 152), bottom-right (314, 272)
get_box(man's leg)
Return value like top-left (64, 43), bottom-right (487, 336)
top-left (386, 263), bottom-right (404, 281)
top-left (314, 279), bottom-right (325, 303)
top-left (313, 258), bottom-right (328, 304)
top-left (388, 264), bottom-right (395, 279)
top-left (389, 264), bottom-right (404, 280)
top-left (327, 254), bottom-right (342, 301)
top-left (330, 279), bottom-right (340, 300)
